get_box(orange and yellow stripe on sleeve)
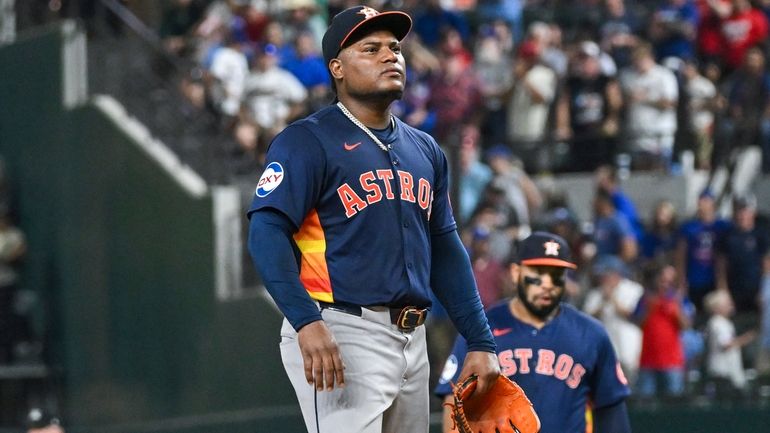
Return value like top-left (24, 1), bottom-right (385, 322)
top-left (585, 402), bottom-right (593, 433)
top-left (293, 210), bottom-right (333, 303)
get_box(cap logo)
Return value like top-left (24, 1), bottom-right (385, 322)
top-left (544, 240), bottom-right (560, 256)
top-left (357, 6), bottom-right (380, 19)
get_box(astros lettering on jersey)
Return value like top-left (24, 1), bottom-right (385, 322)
top-left (247, 104), bottom-right (456, 309)
top-left (435, 302), bottom-right (630, 433)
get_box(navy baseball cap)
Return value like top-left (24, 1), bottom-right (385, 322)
top-left (322, 6), bottom-right (412, 69)
top-left (515, 231), bottom-right (577, 269)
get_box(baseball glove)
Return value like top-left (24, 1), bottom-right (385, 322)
top-left (445, 374), bottom-right (541, 433)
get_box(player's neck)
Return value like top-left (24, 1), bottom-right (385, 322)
top-left (509, 298), bottom-right (558, 329)
top-left (337, 96), bottom-right (393, 129)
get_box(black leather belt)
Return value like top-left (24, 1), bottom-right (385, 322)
top-left (319, 302), bottom-right (428, 331)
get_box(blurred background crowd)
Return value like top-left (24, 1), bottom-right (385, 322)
top-left (3, 0), bottom-right (770, 427)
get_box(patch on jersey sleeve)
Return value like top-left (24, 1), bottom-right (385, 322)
top-left (438, 354), bottom-right (459, 384)
top-left (255, 162), bottom-right (285, 197)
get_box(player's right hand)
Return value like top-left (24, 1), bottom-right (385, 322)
top-left (457, 351), bottom-right (501, 398)
top-left (297, 320), bottom-right (346, 391)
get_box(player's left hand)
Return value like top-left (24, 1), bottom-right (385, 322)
top-left (457, 351), bottom-right (500, 398)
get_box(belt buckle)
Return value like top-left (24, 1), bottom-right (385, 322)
top-left (397, 306), bottom-right (426, 331)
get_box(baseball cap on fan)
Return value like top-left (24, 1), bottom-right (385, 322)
top-left (514, 231), bottom-right (577, 269)
top-left (322, 6), bottom-right (412, 69)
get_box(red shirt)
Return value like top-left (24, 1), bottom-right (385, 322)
top-left (696, 0), bottom-right (731, 57)
top-left (720, 8), bottom-right (769, 68)
top-left (639, 295), bottom-right (685, 369)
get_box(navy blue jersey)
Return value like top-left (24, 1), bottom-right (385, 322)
top-left (435, 302), bottom-right (630, 433)
top-left (247, 104), bottom-right (455, 308)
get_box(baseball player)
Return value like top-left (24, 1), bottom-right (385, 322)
top-left (436, 232), bottom-right (632, 433)
top-left (247, 6), bottom-right (499, 433)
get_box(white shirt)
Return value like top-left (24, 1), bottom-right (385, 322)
top-left (243, 66), bottom-right (307, 129)
top-left (706, 314), bottom-right (747, 389)
top-left (583, 278), bottom-right (644, 374)
top-left (687, 74), bottom-right (716, 132)
top-left (620, 64), bottom-right (678, 151)
top-left (507, 64), bottom-right (556, 142)
top-left (209, 46), bottom-right (249, 116)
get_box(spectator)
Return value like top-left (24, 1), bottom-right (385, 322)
top-left (205, 30), bottom-right (249, 119)
top-left (527, 21), bottom-right (568, 79)
top-left (703, 289), bottom-right (755, 394)
top-left (715, 194), bottom-right (769, 366)
top-left (465, 199), bottom-right (518, 264)
top-left (641, 199), bottom-right (679, 268)
top-left (468, 227), bottom-right (506, 309)
top-left (619, 43), bottom-right (679, 171)
top-left (391, 37), bottom-right (439, 134)
top-left (505, 40), bottom-right (557, 168)
top-left (681, 58), bottom-right (718, 170)
top-left (556, 42), bottom-right (623, 172)
top-left (583, 254), bottom-right (644, 382)
top-left (457, 128), bottom-right (493, 224)
top-left (635, 264), bottom-right (691, 398)
top-left (263, 20), bottom-right (297, 66)
top-left (485, 145), bottom-right (543, 241)
top-left (600, 0), bottom-right (642, 69)
top-left (718, 0), bottom-right (768, 73)
top-left (696, 0), bottom-right (733, 63)
top-left (476, 0), bottom-right (525, 41)
top-left (428, 32), bottom-right (483, 142)
top-left (281, 0), bottom-right (326, 51)
top-left (474, 25), bottom-right (514, 146)
top-left (591, 187), bottom-right (638, 263)
top-left (717, 47), bottom-right (770, 173)
top-left (648, 0), bottom-right (700, 61)
top-left (238, 43), bottom-right (308, 164)
top-left (675, 189), bottom-right (730, 317)
top-left (412, 0), bottom-right (470, 48)
top-left (595, 164), bottom-right (644, 241)
top-left (282, 30), bottom-right (330, 111)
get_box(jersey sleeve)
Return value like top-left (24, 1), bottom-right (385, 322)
top-left (589, 327), bottom-right (631, 408)
top-left (433, 335), bottom-right (469, 397)
top-left (427, 139), bottom-right (457, 235)
top-left (247, 124), bottom-right (326, 228)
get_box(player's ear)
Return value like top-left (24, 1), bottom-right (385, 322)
top-left (329, 58), bottom-right (344, 81)
top-left (509, 263), bottom-right (520, 283)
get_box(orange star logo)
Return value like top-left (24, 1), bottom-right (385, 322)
top-left (544, 240), bottom-right (560, 256)
top-left (357, 6), bottom-right (380, 19)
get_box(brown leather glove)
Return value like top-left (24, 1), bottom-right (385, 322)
top-left (446, 374), bottom-right (541, 433)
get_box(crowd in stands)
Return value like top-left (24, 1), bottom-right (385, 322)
top-left (160, 0), bottom-right (770, 401)
top-left (9, 0), bottom-right (770, 408)
top-left (154, 0), bottom-right (770, 177)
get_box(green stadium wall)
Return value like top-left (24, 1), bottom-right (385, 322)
top-left (0, 22), bottom-right (299, 432)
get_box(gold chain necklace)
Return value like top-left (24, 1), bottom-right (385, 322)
top-left (336, 101), bottom-right (394, 152)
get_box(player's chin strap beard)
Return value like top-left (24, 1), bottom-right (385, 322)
top-left (337, 101), bottom-right (395, 152)
top-left (517, 278), bottom-right (562, 320)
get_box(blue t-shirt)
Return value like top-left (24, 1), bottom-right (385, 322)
top-left (678, 218), bottom-right (730, 290)
top-left (282, 54), bottom-right (331, 88)
top-left (248, 104), bottom-right (456, 309)
top-left (593, 213), bottom-right (635, 257)
top-left (653, 1), bottom-right (699, 60)
top-left (435, 302), bottom-right (630, 433)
